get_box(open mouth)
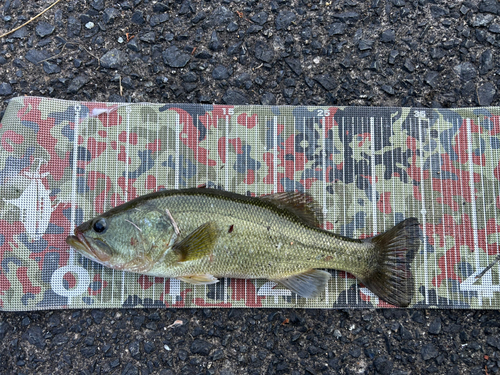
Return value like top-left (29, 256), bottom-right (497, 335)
top-left (66, 232), bottom-right (92, 253)
top-left (66, 230), bottom-right (111, 264)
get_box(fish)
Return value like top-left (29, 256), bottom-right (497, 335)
top-left (66, 188), bottom-right (420, 307)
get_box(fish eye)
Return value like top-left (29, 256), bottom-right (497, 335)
top-left (93, 218), bottom-right (108, 234)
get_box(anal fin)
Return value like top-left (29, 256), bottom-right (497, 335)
top-left (177, 274), bottom-right (219, 285)
top-left (272, 269), bottom-right (331, 298)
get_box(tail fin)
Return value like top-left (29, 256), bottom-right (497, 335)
top-left (359, 218), bottom-right (420, 307)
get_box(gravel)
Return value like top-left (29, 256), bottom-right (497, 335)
top-left (1, 0), bottom-right (500, 373)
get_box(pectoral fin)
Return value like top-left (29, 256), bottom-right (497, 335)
top-left (177, 274), bottom-right (219, 285)
top-left (173, 221), bottom-right (218, 262)
top-left (272, 269), bottom-right (331, 298)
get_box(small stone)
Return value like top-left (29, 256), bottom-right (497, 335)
top-left (477, 82), bottom-right (496, 106)
top-left (194, 50), bottom-right (212, 59)
top-left (374, 356), bottom-right (393, 375)
top-left (163, 46), bottom-right (190, 68)
top-left (0, 82), bottom-right (12, 96)
top-left (314, 74), bottom-right (336, 91)
top-left (479, 49), bottom-right (493, 75)
top-left (254, 41), bottom-right (273, 63)
top-left (118, 36), bottom-right (124, 43)
top-left (453, 62), bottom-right (477, 81)
top-left (36, 22), bottom-right (55, 37)
top-left (333, 330), bottom-right (342, 339)
top-left (84, 336), bottom-right (95, 346)
top-left (411, 311), bottom-right (425, 324)
top-left (333, 12), bottom-right (360, 21)
top-left (191, 11), bottom-right (206, 24)
top-left (12, 26), bottom-right (28, 38)
top-left (121, 76), bottom-right (134, 89)
top-left (380, 29), bottom-right (395, 43)
top-left (261, 92), bottom-right (276, 105)
top-left (121, 362), bottom-right (139, 375)
top-left (429, 48), bottom-right (444, 60)
top-left (139, 31), bottom-right (155, 43)
top-left (127, 38), bottom-right (140, 52)
top-left (329, 23), bottom-right (346, 36)
top-left (211, 348), bottom-right (224, 361)
top-left (67, 75), bottom-right (89, 94)
top-left (489, 23), bottom-right (500, 33)
top-left (349, 346), bottom-right (361, 358)
top-left (486, 336), bottom-right (500, 350)
top-left (285, 58), bottom-right (302, 76)
top-left (150, 13), bottom-right (169, 27)
top-left (190, 339), bottom-right (213, 356)
top-left (392, 0), bottom-right (405, 6)
top-left (421, 343), bottom-right (439, 360)
top-left (179, 0), bottom-right (194, 15)
top-left (223, 89), bottom-right (249, 105)
top-left (340, 55), bottom-right (351, 68)
top-left (0, 322), bottom-right (11, 340)
top-left (91, 0), bottom-right (105, 10)
top-left (472, 14), bottom-right (494, 27)
top-left (80, 346), bottom-right (97, 358)
top-left (251, 11), bottom-right (268, 26)
top-left (103, 7), bottom-right (120, 24)
top-left (131, 11), bottom-right (144, 25)
top-left (178, 349), bottom-right (188, 361)
top-left (128, 341), bottom-right (140, 359)
top-left (275, 10), bottom-right (296, 30)
top-left (425, 71), bottom-right (439, 88)
top-left (358, 39), bottom-right (374, 51)
top-left (25, 49), bottom-right (50, 64)
top-left (403, 58), bottom-right (415, 72)
top-left (205, 6), bottom-right (234, 28)
top-left (212, 66), bottom-right (231, 80)
top-left (479, 0), bottom-right (500, 14)
top-left (430, 5), bottom-right (448, 18)
top-left (52, 333), bottom-right (69, 346)
top-left (226, 21), bottom-right (238, 32)
top-left (68, 16), bottom-right (81, 37)
top-left (85, 21), bottom-right (95, 29)
top-left (43, 61), bottom-right (61, 74)
top-left (24, 326), bottom-right (45, 349)
top-left (101, 48), bottom-right (128, 69)
top-left (308, 345), bottom-right (320, 355)
top-left (91, 310), bottom-right (104, 324)
top-left (144, 341), bottom-right (155, 354)
top-left (381, 85), bottom-right (394, 95)
top-left (388, 49), bottom-right (399, 64)
top-left (209, 31), bottom-right (223, 51)
top-left (153, 3), bottom-right (169, 12)
top-left (428, 318), bottom-right (442, 334)
top-left (248, 24), bottom-right (264, 34)
top-left (110, 358), bottom-right (120, 368)
top-left (227, 42), bottom-right (242, 56)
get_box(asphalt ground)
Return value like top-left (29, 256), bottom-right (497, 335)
top-left (1, 0), bottom-right (500, 374)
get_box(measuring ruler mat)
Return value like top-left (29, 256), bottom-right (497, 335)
top-left (1, 96), bottom-right (499, 310)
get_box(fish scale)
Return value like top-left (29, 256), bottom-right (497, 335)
top-left (148, 192), bottom-right (366, 278)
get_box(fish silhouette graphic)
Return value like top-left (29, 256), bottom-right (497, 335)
top-left (3, 159), bottom-right (58, 242)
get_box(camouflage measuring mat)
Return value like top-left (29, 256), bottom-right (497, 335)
top-left (1, 96), bottom-right (500, 311)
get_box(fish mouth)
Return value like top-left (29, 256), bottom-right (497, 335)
top-left (66, 230), bottom-right (111, 264)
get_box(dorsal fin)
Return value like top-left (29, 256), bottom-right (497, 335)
top-left (259, 192), bottom-right (323, 227)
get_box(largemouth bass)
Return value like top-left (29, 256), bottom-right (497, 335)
top-left (66, 188), bottom-right (420, 307)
